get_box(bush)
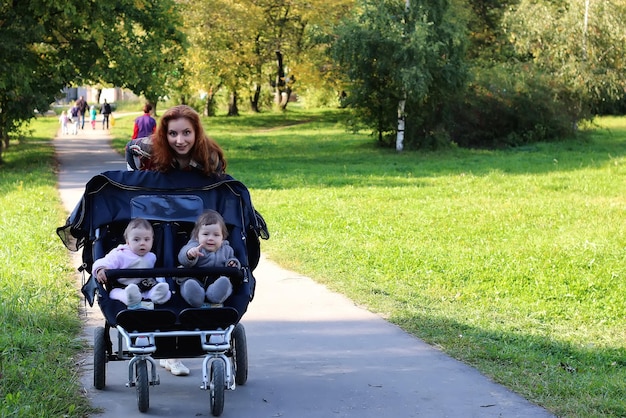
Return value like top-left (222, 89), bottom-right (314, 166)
top-left (448, 66), bottom-right (585, 148)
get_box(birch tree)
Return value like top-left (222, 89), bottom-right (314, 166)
top-left (331, 0), bottom-right (468, 148)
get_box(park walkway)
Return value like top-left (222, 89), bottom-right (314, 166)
top-left (55, 118), bottom-right (555, 417)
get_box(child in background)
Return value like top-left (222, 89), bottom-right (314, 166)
top-left (177, 209), bottom-right (239, 307)
top-left (59, 110), bottom-right (69, 135)
top-left (92, 218), bottom-right (171, 309)
top-left (89, 105), bottom-right (97, 129)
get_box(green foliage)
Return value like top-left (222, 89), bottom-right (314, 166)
top-left (0, 0), bottom-right (185, 159)
top-left (448, 64), bottom-right (584, 147)
top-left (503, 0), bottom-right (626, 116)
top-left (178, 0), bottom-right (354, 114)
top-left (331, 0), bottom-right (468, 148)
top-left (95, 1), bottom-right (186, 106)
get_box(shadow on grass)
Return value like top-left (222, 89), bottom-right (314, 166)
top-left (391, 311), bottom-right (626, 417)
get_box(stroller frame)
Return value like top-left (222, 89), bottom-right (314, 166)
top-left (58, 170), bottom-right (267, 416)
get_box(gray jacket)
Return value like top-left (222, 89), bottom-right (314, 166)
top-left (178, 240), bottom-right (240, 269)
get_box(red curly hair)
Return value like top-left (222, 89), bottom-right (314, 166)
top-left (151, 105), bottom-right (227, 176)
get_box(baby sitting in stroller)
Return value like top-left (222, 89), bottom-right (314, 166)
top-left (178, 210), bottom-right (240, 308)
top-left (92, 218), bottom-right (171, 309)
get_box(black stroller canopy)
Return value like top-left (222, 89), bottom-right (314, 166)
top-left (57, 170), bottom-right (268, 270)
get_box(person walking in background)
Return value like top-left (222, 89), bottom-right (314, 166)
top-left (69, 103), bottom-right (80, 134)
top-left (76, 96), bottom-right (88, 129)
top-left (89, 105), bottom-right (97, 129)
top-left (100, 99), bottom-right (112, 130)
top-left (132, 103), bottom-right (157, 139)
top-left (59, 110), bottom-right (70, 135)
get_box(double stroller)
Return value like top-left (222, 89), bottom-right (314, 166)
top-left (57, 170), bottom-right (268, 416)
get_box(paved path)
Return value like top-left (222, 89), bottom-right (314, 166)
top-left (55, 119), bottom-right (555, 418)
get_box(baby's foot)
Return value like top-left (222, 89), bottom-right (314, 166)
top-left (125, 284), bottom-right (142, 308)
top-left (181, 279), bottom-right (205, 308)
top-left (150, 283), bottom-right (171, 304)
top-left (205, 277), bottom-right (233, 304)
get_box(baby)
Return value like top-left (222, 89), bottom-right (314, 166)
top-left (178, 210), bottom-right (240, 307)
top-left (92, 218), bottom-right (171, 308)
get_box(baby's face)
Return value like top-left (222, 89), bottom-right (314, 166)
top-left (126, 227), bottom-right (154, 256)
top-left (197, 223), bottom-right (224, 252)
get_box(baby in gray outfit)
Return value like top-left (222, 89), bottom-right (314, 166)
top-left (178, 210), bottom-right (240, 307)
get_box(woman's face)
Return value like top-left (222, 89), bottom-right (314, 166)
top-left (166, 117), bottom-right (196, 158)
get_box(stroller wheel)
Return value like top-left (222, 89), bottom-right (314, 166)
top-left (93, 327), bottom-right (107, 389)
top-left (209, 360), bottom-right (225, 416)
top-left (232, 323), bottom-right (248, 385)
top-left (136, 360), bottom-right (150, 412)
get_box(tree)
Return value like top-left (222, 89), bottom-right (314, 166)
top-left (179, 0), bottom-right (353, 115)
top-left (503, 0), bottom-right (626, 116)
top-left (83, 1), bottom-right (186, 115)
top-left (0, 1), bottom-right (85, 160)
top-left (0, 0), bottom-right (185, 163)
top-left (179, 0), bottom-right (262, 115)
top-left (331, 0), bottom-right (468, 148)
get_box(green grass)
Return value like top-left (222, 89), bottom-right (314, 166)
top-left (5, 107), bottom-right (624, 417)
top-left (0, 116), bottom-right (93, 417)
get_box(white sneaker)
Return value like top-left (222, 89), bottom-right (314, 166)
top-left (165, 360), bottom-right (189, 376)
top-left (159, 359), bottom-right (169, 369)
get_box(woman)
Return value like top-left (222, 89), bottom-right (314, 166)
top-left (131, 103), bottom-right (157, 139)
top-left (126, 105), bottom-right (229, 377)
top-left (126, 104), bottom-right (226, 176)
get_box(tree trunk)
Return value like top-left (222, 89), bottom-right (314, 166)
top-left (228, 90), bottom-right (239, 116)
top-left (0, 125), bottom-right (5, 164)
top-left (279, 87), bottom-right (292, 110)
top-left (396, 0), bottom-right (410, 151)
top-left (204, 90), bottom-right (216, 116)
top-left (396, 99), bottom-right (405, 151)
top-left (274, 50), bottom-right (289, 109)
top-left (250, 83), bottom-right (261, 113)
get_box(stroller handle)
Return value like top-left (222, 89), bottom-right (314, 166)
top-left (103, 267), bottom-right (243, 280)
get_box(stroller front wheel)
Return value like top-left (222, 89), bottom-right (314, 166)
top-left (136, 360), bottom-right (149, 412)
top-left (209, 359), bottom-right (225, 416)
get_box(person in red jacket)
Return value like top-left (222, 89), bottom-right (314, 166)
top-left (132, 103), bottom-right (157, 139)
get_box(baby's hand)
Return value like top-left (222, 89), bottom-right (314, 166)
top-left (187, 244), bottom-right (204, 260)
top-left (95, 268), bottom-right (108, 283)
